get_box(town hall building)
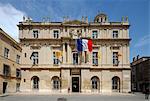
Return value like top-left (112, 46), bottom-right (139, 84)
top-left (18, 13), bottom-right (131, 93)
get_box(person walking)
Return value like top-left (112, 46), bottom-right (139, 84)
top-left (145, 88), bottom-right (149, 100)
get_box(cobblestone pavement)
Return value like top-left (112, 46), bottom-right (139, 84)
top-left (0, 93), bottom-right (148, 101)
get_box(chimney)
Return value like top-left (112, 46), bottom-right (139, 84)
top-left (23, 16), bottom-right (26, 22)
top-left (82, 16), bottom-right (84, 22)
top-left (133, 57), bottom-right (135, 62)
top-left (85, 16), bottom-right (88, 23)
top-left (63, 16), bottom-right (66, 22)
top-left (121, 16), bottom-right (124, 22)
top-left (125, 16), bottom-right (128, 22)
top-left (136, 55), bottom-right (139, 60)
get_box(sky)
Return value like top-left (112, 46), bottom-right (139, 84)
top-left (0, 0), bottom-right (149, 62)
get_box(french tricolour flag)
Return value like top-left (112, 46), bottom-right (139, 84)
top-left (77, 39), bottom-right (92, 52)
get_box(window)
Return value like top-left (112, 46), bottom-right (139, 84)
top-left (113, 31), bottom-right (118, 38)
top-left (92, 31), bottom-right (98, 39)
top-left (112, 76), bottom-right (120, 92)
top-left (52, 77), bottom-right (60, 90)
top-left (3, 64), bottom-right (10, 76)
top-left (33, 30), bottom-right (38, 38)
top-left (25, 53), bottom-right (27, 57)
top-left (53, 30), bottom-right (59, 39)
top-left (92, 52), bottom-right (98, 66)
top-left (31, 76), bottom-right (39, 89)
top-left (101, 18), bottom-right (103, 22)
top-left (91, 76), bottom-right (99, 90)
top-left (30, 52), bottom-right (38, 65)
top-left (113, 52), bottom-right (119, 66)
top-left (73, 52), bottom-right (78, 65)
top-left (53, 52), bottom-right (59, 65)
top-left (84, 27), bottom-right (86, 32)
top-left (16, 55), bottom-right (20, 64)
top-left (4, 48), bottom-right (9, 58)
top-left (16, 69), bottom-right (21, 78)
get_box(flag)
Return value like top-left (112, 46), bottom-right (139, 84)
top-left (76, 39), bottom-right (92, 52)
top-left (56, 51), bottom-right (62, 58)
top-left (56, 51), bottom-right (63, 63)
top-left (88, 39), bottom-right (92, 52)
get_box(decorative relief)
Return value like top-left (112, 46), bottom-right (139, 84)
top-left (30, 45), bottom-right (41, 50)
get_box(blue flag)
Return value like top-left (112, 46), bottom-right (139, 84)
top-left (77, 39), bottom-right (83, 51)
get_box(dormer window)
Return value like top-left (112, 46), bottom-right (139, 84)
top-left (33, 30), bottom-right (38, 38)
top-left (94, 13), bottom-right (107, 23)
top-left (101, 18), bottom-right (103, 22)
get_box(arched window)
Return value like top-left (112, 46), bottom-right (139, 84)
top-left (52, 76), bottom-right (60, 90)
top-left (112, 76), bottom-right (120, 92)
top-left (91, 76), bottom-right (100, 90)
top-left (31, 76), bottom-right (39, 90)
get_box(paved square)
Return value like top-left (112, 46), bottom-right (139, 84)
top-left (0, 93), bottom-right (148, 101)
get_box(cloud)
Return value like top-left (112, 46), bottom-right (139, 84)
top-left (0, 3), bottom-right (26, 42)
top-left (134, 34), bottom-right (150, 47)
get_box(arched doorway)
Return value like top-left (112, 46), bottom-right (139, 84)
top-left (112, 76), bottom-right (120, 92)
top-left (51, 76), bottom-right (60, 90)
top-left (91, 76), bottom-right (100, 92)
top-left (31, 76), bottom-right (39, 90)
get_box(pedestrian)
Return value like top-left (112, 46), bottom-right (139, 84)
top-left (68, 87), bottom-right (70, 93)
top-left (145, 88), bottom-right (149, 100)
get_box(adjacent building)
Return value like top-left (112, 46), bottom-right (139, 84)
top-left (0, 28), bottom-right (22, 94)
top-left (131, 56), bottom-right (150, 93)
top-left (17, 13), bottom-right (131, 93)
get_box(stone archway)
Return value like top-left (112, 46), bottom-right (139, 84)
top-left (112, 76), bottom-right (120, 92)
top-left (91, 76), bottom-right (100, 92)
top-left (51, 76), bottom-right (60, 90)
top-left (31, 76), bottom-right (40, 90)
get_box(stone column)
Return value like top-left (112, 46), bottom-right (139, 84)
top-left (126, 44), bottom-right (130, 64)
top-left (101, 70), bottom-right (111, 93)
top-left (81, 69), bottom-right (90, 93)
top-left (122, 70), bottom-right (131, 93)
top-left (61, 69), bottom-right (70, 93)
top-left (98, 47), bottom-right (101, 66)
top-left (63, 43), bottom-right (66, 64)
top-left (67, 43), bottom-right (72, 64)
top-left (88, 51), bottom-right (92, 65)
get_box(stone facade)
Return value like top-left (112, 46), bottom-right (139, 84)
top-left (131, 56), bottom-right (150, 93)
top-left (0, 28), bottom-right (22, 94)
top-left (18, 13), bottom-right (131, 93)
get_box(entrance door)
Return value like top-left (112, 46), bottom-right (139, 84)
top-left (3, 82), bottom-right (7, 93)
top-left (72, 77), bottom-right (79, 92)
